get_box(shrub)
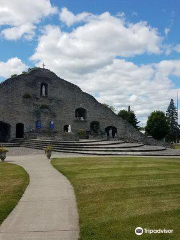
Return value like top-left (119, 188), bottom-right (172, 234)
top-left (23, 93), bottom-right (31, 99)
top-left (11, 74), bottom-right (17, 78)
top-left (40, 104), bottom-right (49, 110)
top-left (78, 129), bottom-right (86, 136)
top-left (0, 147), bottom-right (9, 153)
top-left (28, 67), bottom-right (37, 72)
top-left (45, 146), bottom-right (53, 153)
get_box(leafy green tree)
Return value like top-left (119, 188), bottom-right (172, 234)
top-left (118, 109), bottom-right (140, 129)
top-left (102, 103), bottom-right (116, 113)
top-left (166, 99), bottom-right (179, 142)
top-left (145, 111), bottom-right (170, 140)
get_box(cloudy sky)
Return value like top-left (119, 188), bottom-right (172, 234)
top-left (0, 0), bottom-right (180, 125)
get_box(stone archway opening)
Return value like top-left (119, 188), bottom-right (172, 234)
top-left (64, 125), bottom-right (71, 133)
top-left (75, 108), bottom-right (87, 120)
top-left (0, 122), bottom-right (11, 142)
top-left (64, 125), bottom-right (69, 133)
top-left (16, 123), bottom-right (24, 138)
top-left (90, 121), bottom-right (100, 134)
top-left (105, 126), bottom-right (117, 138)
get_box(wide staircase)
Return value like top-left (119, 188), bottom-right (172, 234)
top-left (0, 141), bottom-right (21, 147)
top-left (7, 138), bottom-right (171, 156)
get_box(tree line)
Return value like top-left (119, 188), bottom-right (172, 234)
top-left (103, 99), bottom-right (180, 142)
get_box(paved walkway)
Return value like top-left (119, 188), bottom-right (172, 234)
top-left (0, 150), bottom-right (79, 240)
top-left (1, 146), bottom-right (179, 240)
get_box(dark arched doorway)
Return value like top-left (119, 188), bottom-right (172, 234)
top-left (0, 122), bottom-right (11, 142)
top-left (75, 108), bottom-right (87, 120)
top-left (105, 126), bottom-right (117, 138)
top-left (90, 121), bottom-right (100, 134)
top-left (64, 125), bottom-right (69, 133)
top-left (16, 123), bottom-right (24, 138)
top-left (64, 125), bottom-right (71, 133)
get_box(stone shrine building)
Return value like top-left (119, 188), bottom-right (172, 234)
top-left (0, 68), bottom-right (156, 145)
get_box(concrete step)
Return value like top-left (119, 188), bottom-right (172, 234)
top-left (51, 143), bottom-right (144, 149)
top-left (10, 139), bottom-right (25, 144)
top-left (52, 145), bottom-right (165, 152)
top-left (21, 142), bottom-right (143, 149)
top-left (21, 140), bottom-right (126, 147)
top-left (8, 139), bottom-right (170, 156)
top-left (26, 140), bottom-right (125, 146)
top-left (13, 139), bottom-right (108, 144)
top-left (22, 143), bottom-right (166, 153)
top-left (20, 146), bottom-right (172, 156)
top-left (0, 143), bottom-right (20, 147)
top-left (51, 149), bottom-right (178, 156)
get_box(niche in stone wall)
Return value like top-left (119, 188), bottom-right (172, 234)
top-left (90, 121), bottom-right (100, 134)
top-left (40, 83), bottom-right (48, 97)
top-left (75, 108), bottom-right (87, 120)
top-left (105, 126), bottom-right (117, 138)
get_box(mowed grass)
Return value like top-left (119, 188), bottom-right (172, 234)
top-left (0, 162), bottom-right (29, 225)
top-left (52, 157), bottom-right (180, 240)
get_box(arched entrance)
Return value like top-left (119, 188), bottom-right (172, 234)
top-left (105, 126), bottom-right (117, 138)
top-left (90, 121), bottom-right (100, 134)
top-left (75, 108), bottom-right (87, 120)
top-left (64, 125), bottom-right (69, 133)
top-left (16, 123), bottom-right (24, 138)
top-left (64, 125), bottom-right (71, 133)
top-left (0, 122), bottom-right (11, 142)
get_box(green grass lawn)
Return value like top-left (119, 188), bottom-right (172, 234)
top-left (52, 157), bottom-right (180, 240)
top-left (0, 162), bottom-right (29, 225)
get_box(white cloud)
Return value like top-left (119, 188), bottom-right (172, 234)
top-left (174, 44), bottom-right (180, 53)
top-left (155, 60), bottom-right (180, 77)
top-left (0, 58), bottom-right (27, 78)
top-left (79, 59), bottom-right (177, 123)
top-left (163, 44), bottom-right (172, 55)
top-left (1, 23), bottom-right (36, 40)
top-left (132, 11), bottom-right (138, 17)
top-left (59, 7), bottom-right (94, 26)
top-left (116, 12), bottom-right (125, 18)
top-left (32, 10), bottom-right (162, 71)
top-left (164, 27), bottom-right (170, 36)
top-left (0, 0), bottom-right (57, 40)
top-left (59, 9), bottom-right (161, 58)
top-left (30, 9), bottom-right (177, 124)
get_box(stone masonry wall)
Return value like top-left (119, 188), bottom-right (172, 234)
top-left (0, 68), bottom-right (163, 146)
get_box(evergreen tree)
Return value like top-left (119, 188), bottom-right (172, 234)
top-left (145, 111), bottom-right (170, 140)
top-left (166, 99), bottom-right (179, 142)
top-left (118, 109), bottom-right (140, 129)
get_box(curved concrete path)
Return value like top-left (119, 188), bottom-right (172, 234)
top-left (0, 152), bottom-right (79, 240)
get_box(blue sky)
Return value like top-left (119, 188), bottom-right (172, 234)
top-left (1, 0), bottom-right (180, 64)
top-left (0, 0), bottom-right (180, 124)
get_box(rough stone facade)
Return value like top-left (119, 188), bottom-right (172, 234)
top-left (0, 68), bottom-right (161, 145)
